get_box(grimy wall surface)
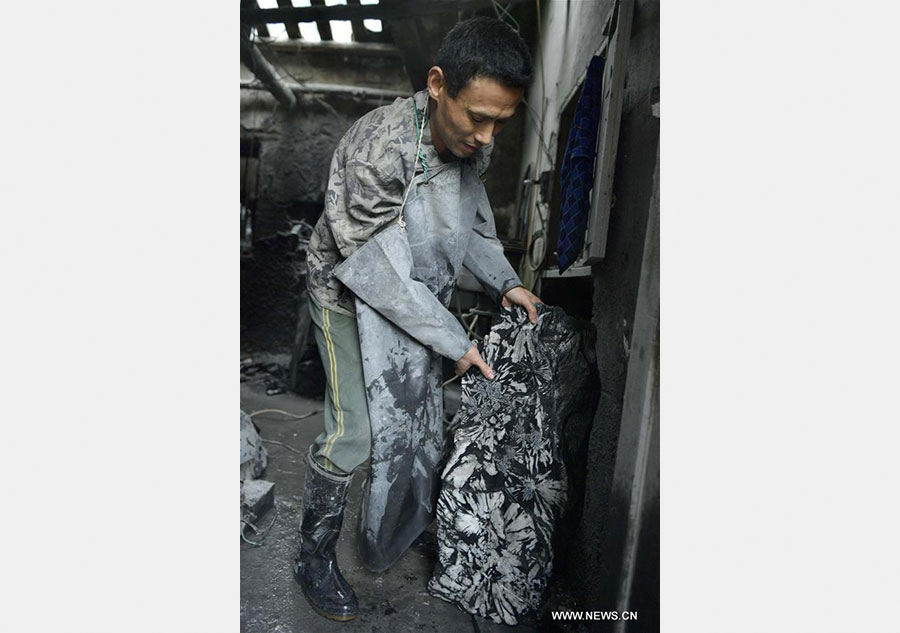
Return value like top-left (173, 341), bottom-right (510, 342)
top-left (516, 0), bottom-right (659, 623)
top-left (586, 1), bottom-right (659, 624)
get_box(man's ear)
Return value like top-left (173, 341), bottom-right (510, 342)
top-left (426, 66), bottom-right (444, 101)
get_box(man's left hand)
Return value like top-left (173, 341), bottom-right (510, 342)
top-left (502, 286), bottom-right (543, 324)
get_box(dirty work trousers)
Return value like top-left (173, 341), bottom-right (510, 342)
top-left (308, 297), bottom-right (371, 475)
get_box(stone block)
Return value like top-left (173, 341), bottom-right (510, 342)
top-left (241, 479), bottom-right (275, 520)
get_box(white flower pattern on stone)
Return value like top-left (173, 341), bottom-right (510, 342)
top-left (427, 305), bottom-right (590, 625)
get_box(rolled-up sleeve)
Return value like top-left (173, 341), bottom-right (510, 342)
top-left (334, 223), bottom-right (472, 361)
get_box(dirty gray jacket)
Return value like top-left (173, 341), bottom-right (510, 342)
top-left (307, 90), bottom-right (521, 361)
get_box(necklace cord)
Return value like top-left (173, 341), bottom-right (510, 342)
top-left (398, 101), bottom-right (428, 230)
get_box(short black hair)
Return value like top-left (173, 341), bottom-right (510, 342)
top-left (434, 16), bottom-right (533, 97)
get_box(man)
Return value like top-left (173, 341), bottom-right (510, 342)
top-left (294, 17), bottom-right (541, 621)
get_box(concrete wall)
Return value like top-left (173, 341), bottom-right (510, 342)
top-left (515, 0), bottom-right (659, 624)
top-left (242, 92), bottom-right (374, 237)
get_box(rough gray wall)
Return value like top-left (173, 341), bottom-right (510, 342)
top-left (254, 102), bottom-right (368, 236)
top-left (574, 0), bottom-right (660, 616)
top-left (483, 104), bottom-right (527, 239)
top-left (241, 94), bottom-right (378, 354)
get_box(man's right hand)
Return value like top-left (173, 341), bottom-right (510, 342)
top-left (455, 343), bottom-right (495, 380)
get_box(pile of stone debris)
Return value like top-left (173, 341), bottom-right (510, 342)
top-left (240, 409), bottom-right (275, 545)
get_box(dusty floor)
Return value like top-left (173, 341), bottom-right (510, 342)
top-left (240, 375), bottom-right (534, 633)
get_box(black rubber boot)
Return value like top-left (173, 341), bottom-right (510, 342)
top-left (292, 450), bottom-right (359, 622)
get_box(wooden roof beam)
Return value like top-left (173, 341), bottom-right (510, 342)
top-left (276, 0), bottom-right (303, 39)
top-left (241, 0), bottom-right (269, 38)
top-left (240, 0), bottom-right (531, 25)
top-left (346, 0), bottom-right (393, 44)
top-left (347, 0), bottom-right (367, 43)
top-left (310, 0), bottom-right (333, 41)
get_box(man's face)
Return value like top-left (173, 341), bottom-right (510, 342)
top-left (427, 71), bottom-right (524, 159)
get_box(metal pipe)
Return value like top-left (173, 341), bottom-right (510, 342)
top-left (240, 79), bottom-right (409, 101)
top-left (240, 27), bottom-right (298, 111)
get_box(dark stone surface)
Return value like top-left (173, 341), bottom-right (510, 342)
top-left (241, 96), bottom-right (372, 358)
top-left (241, 233), bottom-right (305, 354)
top-left (253, 105), bottom-right (364, 239)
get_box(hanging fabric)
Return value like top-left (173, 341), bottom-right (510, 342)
top-left (557, 55), bottom-right (605, 272)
